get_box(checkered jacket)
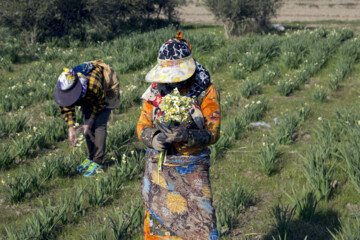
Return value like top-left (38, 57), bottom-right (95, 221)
top-left (60, 65), bottom-right (106, 127)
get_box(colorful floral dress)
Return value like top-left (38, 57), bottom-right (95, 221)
top-left (137, 83), bottom-right (220, 240)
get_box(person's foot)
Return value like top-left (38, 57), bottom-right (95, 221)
top-left (76, 158), bottom-right (93, 172)
top-left (83, 162), bottom-right (103, 177)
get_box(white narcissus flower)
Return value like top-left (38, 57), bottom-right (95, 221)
top-left (174, 115), bottom-right (181, 122)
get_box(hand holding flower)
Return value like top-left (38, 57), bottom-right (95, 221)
top-left (157, 123), bottom-right (188, 142)
top-left (152, 132), bottom-right (172, 151)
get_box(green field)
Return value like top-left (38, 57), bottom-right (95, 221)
top-left (1, 24), bottom-right (360, 240)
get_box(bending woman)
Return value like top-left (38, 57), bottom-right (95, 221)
top-left (137, 31), bottom-right (221, 240)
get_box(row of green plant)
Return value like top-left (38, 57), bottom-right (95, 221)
top-left (0, 78), bottom-right (54, 112)
top-left (215, 182), bottom-right (253, 237)
top-left (0, 119), bottom-right (67, 169)
top-left (327, 37), bottom-right (360, 91)
top-left (0, 114), bottom-right (27, 136)
top-left (257, 104), bottom-right (311, 176)
top-left (309, 37), bottom-right (360, 103)
top-left (277, 29), bottom-right (354, 97)
top-left (207, 28), bottom-right (326, 81)
top-left (87, 201), bottom-right (144, 240)
top-left (205, 33), bottom-right (264, 74)
top-left (4, 148), bottom-right (145, 239)
top-left (210, 97), bottom-right (268, 159)
top-left (230, 34), bottom-right (282, 80)
top-left (269, 200), bottom-right (360, 239)
top-left (1, 152), bottom-right (83, 204)
top-left (235, 28), bottom-right (331, 94)
top-left (335, 107), bottom-right (360, 196)
top-left (271, 106), bottom-right (360, 238)
top-left (298, 107), bottom-right (360, 203)
top-left (280, 28), bottom-right (329, 70)
top-left (238, 29), bottom-right (338, 100)
top-left (106, 120), bottom-right (137, 153)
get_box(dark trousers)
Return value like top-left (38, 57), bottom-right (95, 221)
top-left (82, 107), bottom-right (111, 164)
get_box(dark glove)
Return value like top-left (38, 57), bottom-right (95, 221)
top-left (152, 132), bottom-right (171, 151)
top-left (157, 123), bottom-right (189, 142)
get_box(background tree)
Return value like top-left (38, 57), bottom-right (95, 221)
top-left (0, 0), bottom-right (184, 44)
top-left (204, 0), bottom-right (283, 38)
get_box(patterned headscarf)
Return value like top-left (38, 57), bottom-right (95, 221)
top-left (142, 60), bottom-right (210, 107)
top-left (73, 62), bottom-right (94, 99)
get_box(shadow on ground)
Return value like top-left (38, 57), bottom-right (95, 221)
top-left (264, 208), bottom-right (340, 240)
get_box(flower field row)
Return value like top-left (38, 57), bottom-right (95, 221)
top-left (1, 26), bottom-right (360, 239)
top-left (5, 149), bottom-right (145, 239)
top-left (277, 29), bottom-right (354, 97)
top-left (0, 120), bottom-right (68, 170)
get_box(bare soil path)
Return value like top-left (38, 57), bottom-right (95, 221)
top-left (178, 0), bottom-right (360, 25)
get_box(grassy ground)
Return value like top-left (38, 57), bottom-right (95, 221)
top-left (0, 24), bottom-right (360, 240)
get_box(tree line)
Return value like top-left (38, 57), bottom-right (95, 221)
top-left (0, 0), bottom-right (185, 44)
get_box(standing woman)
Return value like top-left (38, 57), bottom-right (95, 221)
top-left (137, 32), bottom-right (221, 240)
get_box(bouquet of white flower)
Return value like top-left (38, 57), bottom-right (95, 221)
top-left (157, 88), bottom-right (194, 182)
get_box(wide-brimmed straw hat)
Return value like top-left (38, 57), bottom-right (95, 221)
top-left (54, 68), bottom-right (82, 107)
top-left (145, 31), bottom-right (196, 83)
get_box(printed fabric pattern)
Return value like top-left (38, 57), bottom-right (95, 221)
top-left (158, 38), bottom-right (191, 60)
top-left (142, 149), bottom-right (218, 240)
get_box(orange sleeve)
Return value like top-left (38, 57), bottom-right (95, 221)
top-left (137, 101), bottom-right (162, 148)
top-left (201, 84), bottom-right (221, 144)
top-left (137, 101), bottom-right (154, 139)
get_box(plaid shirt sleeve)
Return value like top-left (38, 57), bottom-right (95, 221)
top-left (87, 66), bottom-right (106, 119)
top-left (60, 106), bottom-right (76, 127)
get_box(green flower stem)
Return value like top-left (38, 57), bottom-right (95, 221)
top-left (158, 151), bottom-right (167, 183)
